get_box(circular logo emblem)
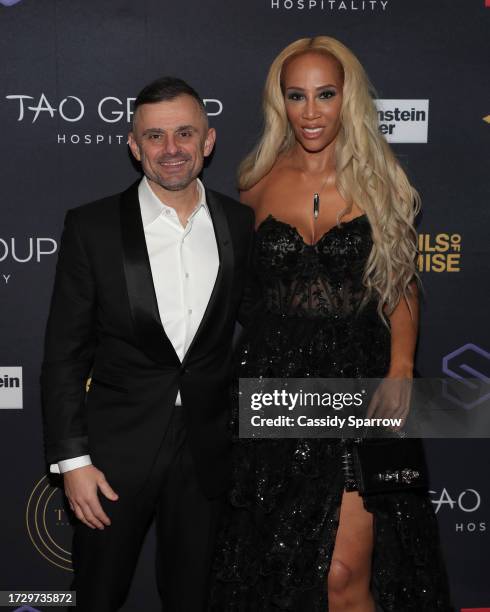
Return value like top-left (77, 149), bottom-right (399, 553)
top-left (26, 476), bottom-right (73, 571)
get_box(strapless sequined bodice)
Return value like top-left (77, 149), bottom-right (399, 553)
top-left (238, 213), bottom-right (390, 379)
top-left (253, 214), bottom-right (373, 320)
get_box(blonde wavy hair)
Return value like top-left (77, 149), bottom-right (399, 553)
top-left (239, 36), bottom-right (420, 318)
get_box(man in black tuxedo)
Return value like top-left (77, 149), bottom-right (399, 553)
top-left (41, 76), bottom-right (254, 611)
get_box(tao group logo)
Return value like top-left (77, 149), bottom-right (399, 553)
top-left (270, 0), bottom-right (390, 12)
top-left (4, 93), bottom-right (223, 146)
top-left (1, 236), bottom-right (58, 287)
top-left (430, 487), bottom-right (486, 534)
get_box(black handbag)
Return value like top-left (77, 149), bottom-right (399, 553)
top-left (341, 438), bottom-right (429, 496)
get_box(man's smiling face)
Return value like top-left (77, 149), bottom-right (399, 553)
top-left (128, 95), bottom-right (215, 194)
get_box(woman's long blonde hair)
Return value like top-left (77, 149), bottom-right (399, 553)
top-left (239, 36), bottom-right (420, 318)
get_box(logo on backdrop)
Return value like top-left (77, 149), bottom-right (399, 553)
top-left (0, 367), bottom-right (23, 409)
top-left (417, 232), bottom-right (462, 273)
top-left (442, 344), bottom-right (490, 409)
top-left (4, 94), bottom-right (223, 146)
top-left (375, 99), bottom-right (429, 143)
top-left (0, 0), bottom-right (23, 6)
top-left (0, 236), bottom-right (58, 286)
top-left (270, 0), bottom-right (390, 12)
top-left (26, 476), bottom-right (73, 572)
top-left (429, 487), bottom-right (486, 534)
top-left (13, 607), bottom-right (42, 612)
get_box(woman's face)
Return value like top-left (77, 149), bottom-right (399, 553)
top-left (282, 52), bottom-right (344, 153)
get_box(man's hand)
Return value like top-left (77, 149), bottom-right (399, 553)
top-left (63, 465), bottom-right (119, 530)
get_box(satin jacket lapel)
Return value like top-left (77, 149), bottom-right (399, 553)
top-left (182, 189), bottom-right (234, 366)
top-left (120, 182), bottom-right (181, 367)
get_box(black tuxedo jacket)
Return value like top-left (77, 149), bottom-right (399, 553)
top-left (41, 180), bottom-right (254, 498)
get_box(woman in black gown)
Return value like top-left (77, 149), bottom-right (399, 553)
top-left (210, 37), bottom-right (453, 611)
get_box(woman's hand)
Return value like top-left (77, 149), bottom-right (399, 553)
top-left (366, 367), bottom-right (413, 431)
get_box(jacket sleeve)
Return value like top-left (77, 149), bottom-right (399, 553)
top-left (40, 209), bottom-right (97, 465)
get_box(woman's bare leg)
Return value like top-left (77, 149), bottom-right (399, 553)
top-left (327, 490), bottom-right (376, 612)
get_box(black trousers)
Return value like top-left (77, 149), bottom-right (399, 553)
top-left (70, 405), bottom-right (223, 611)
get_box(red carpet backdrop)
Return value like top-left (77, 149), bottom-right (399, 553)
top-left (0, 0), bottom-right (489, 610)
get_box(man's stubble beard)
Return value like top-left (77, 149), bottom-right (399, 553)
top-left (152, 172), bottom-right (198, 192)
top-left (147, 153), bottom-right (202, 192)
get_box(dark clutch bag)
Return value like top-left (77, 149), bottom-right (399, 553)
top-left (342, 438), bottom-right (429, 496)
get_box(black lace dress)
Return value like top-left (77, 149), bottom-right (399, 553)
top-left (209, 214), bottom-right (453, 611)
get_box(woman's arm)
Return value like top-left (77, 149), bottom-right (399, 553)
top-left (387, 281), bottom-right (419, 378)
top-left (366, 281), bottom-right (419, 425)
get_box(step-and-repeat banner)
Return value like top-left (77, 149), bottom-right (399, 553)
top-left (1, 1), bottom-right (489, 610)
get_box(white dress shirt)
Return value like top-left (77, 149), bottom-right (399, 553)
top-left (50, 177), bottom-right (219, 474)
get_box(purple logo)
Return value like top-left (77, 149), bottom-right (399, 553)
top-left (442, 343), bottom-right (490, 409)
top-left (13, 607), bottom-right (42, 612)
top-left (0, 0), bottom-right (23, 5)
